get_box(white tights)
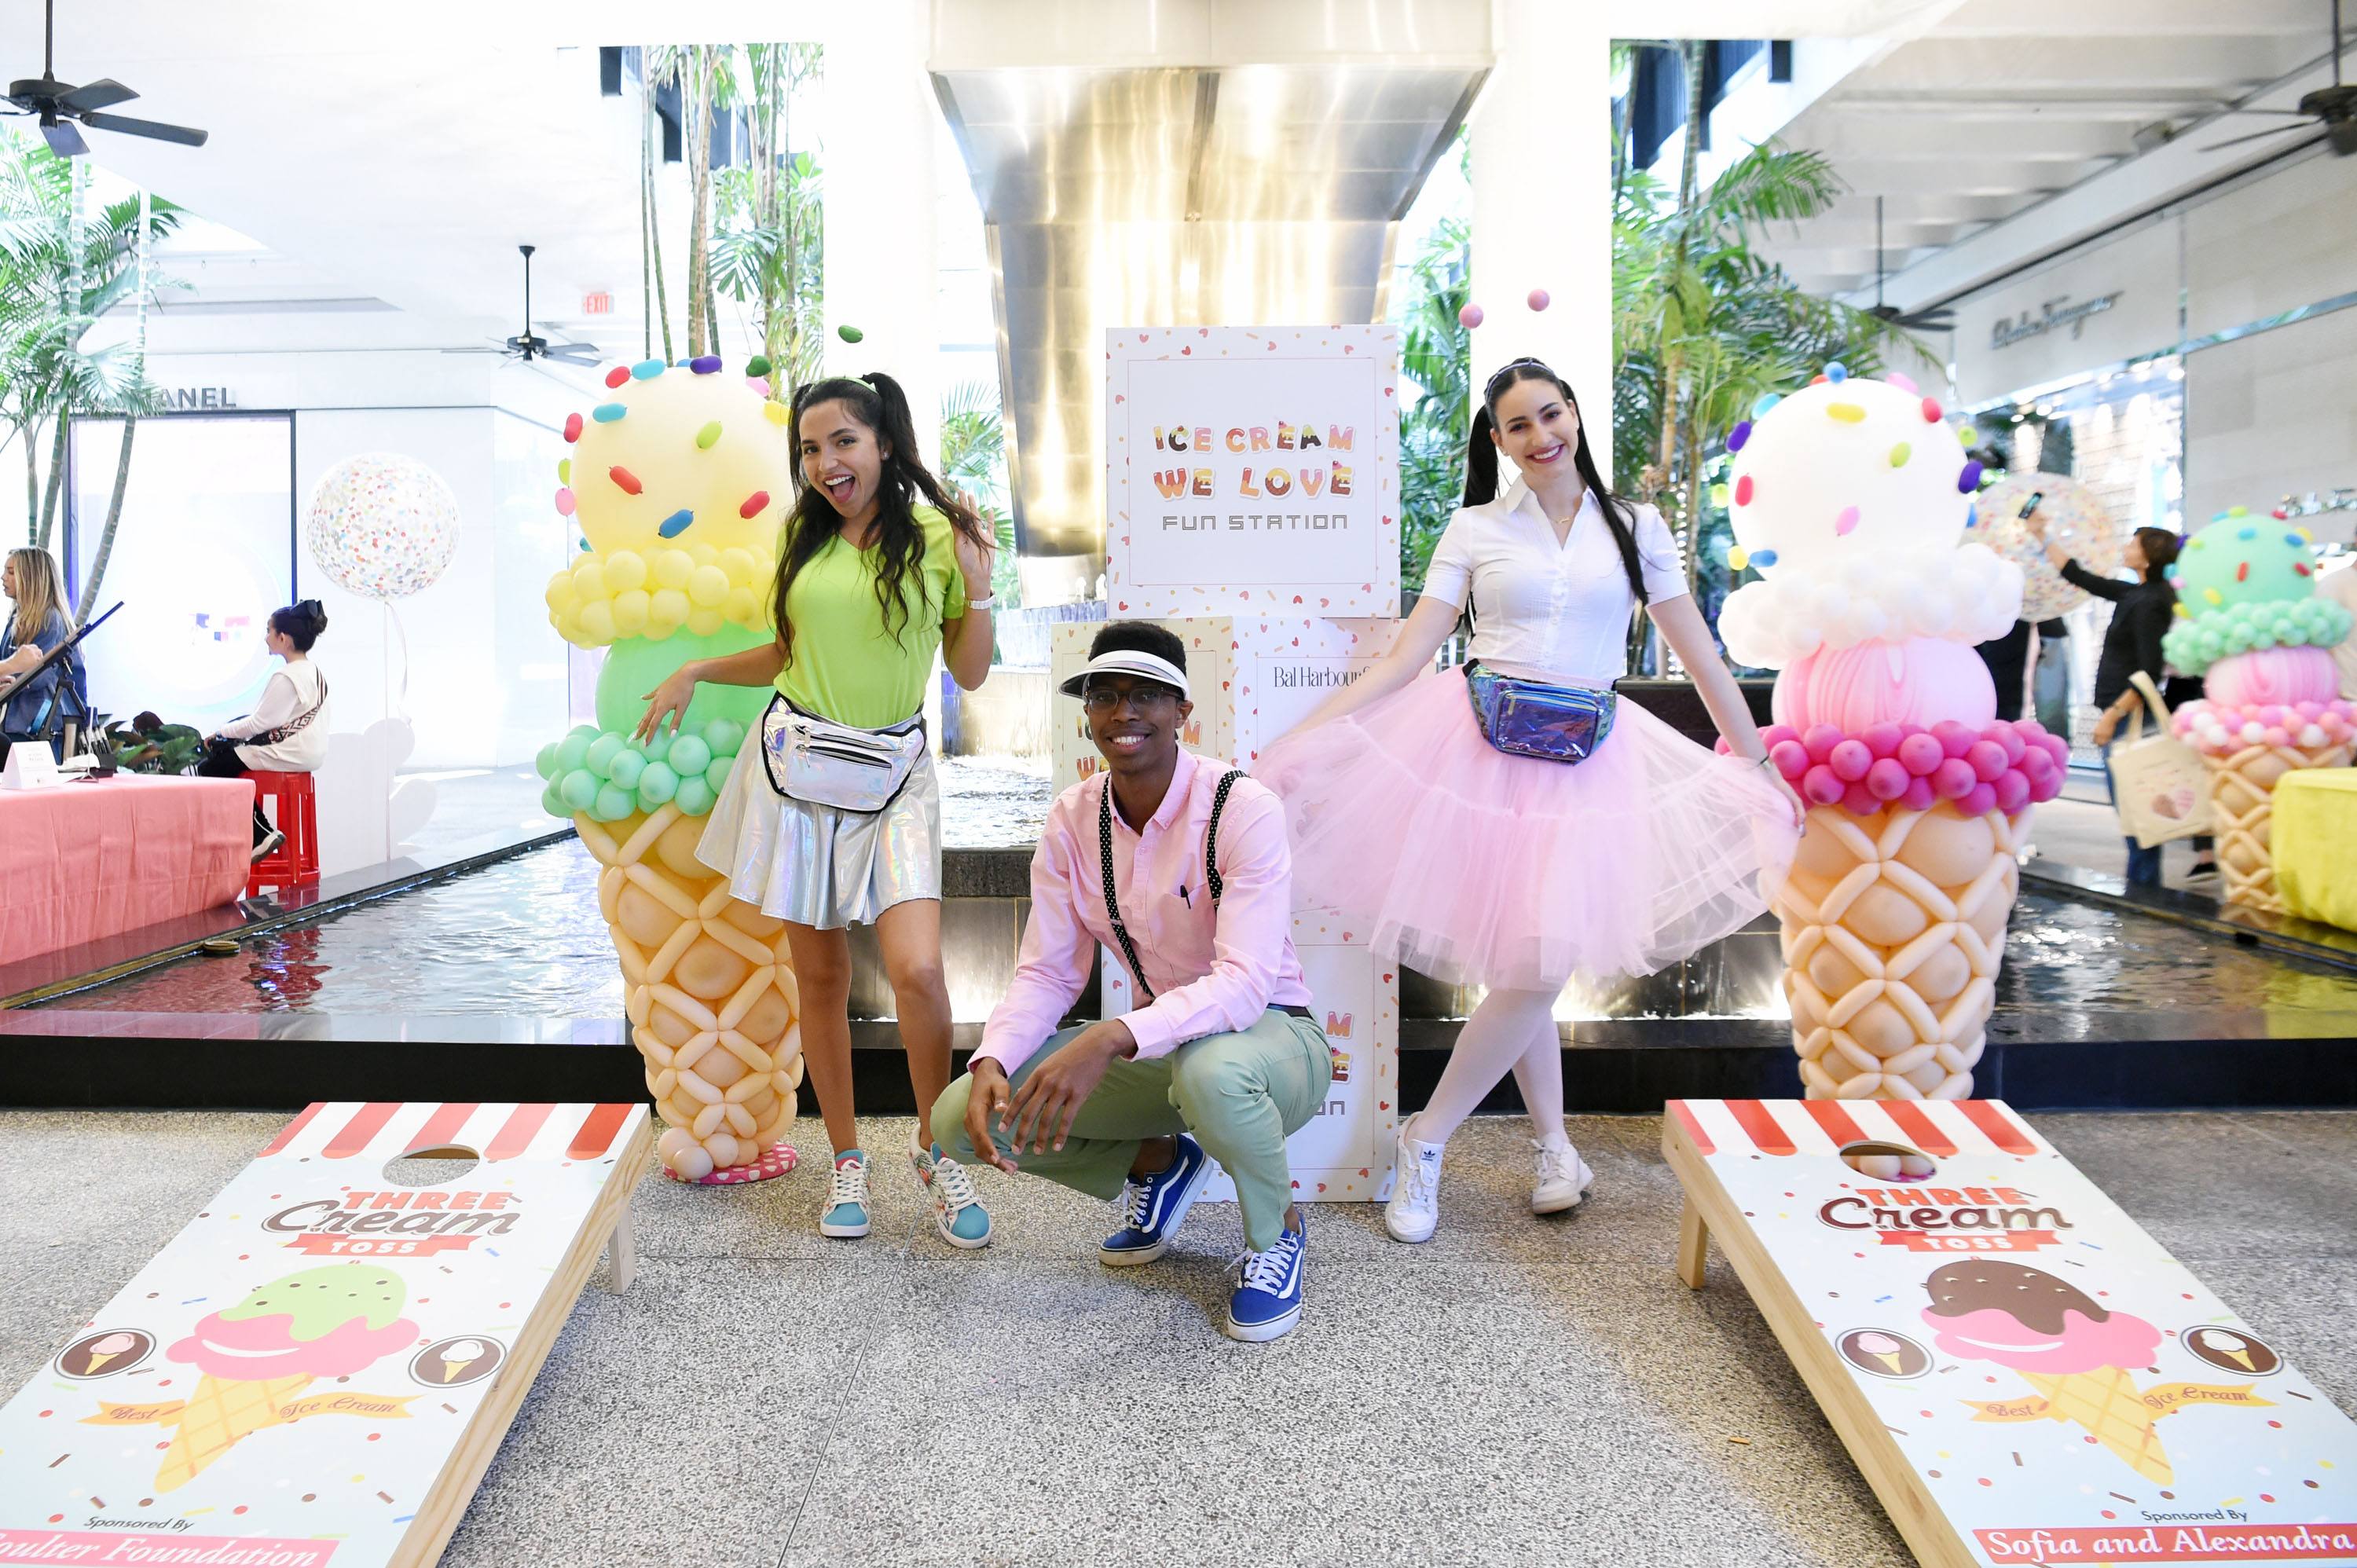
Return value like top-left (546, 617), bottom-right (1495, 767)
top-left (1410, 986), bottom-right (1567, 1148)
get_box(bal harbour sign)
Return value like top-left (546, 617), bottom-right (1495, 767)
top-left (1104, 324), bottom-right (1402, 619)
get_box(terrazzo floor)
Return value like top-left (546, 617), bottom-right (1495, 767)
top-left (1, 1110), bottom-right (2351, 1567)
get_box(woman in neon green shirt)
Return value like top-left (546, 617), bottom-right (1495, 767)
top-left (640, 371), bottom-right (999, 1246)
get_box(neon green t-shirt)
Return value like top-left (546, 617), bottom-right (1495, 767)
top-left (775, 504), bottom-right (967, 727)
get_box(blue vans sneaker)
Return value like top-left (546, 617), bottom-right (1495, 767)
top-left (819, 1149), bottom-right (871, 1238)
top-left (1224, 1211), bottom-right (1307, 1343)
top-left (909, 1134), bottom-right (992, 1249)
top-left (1099, 1134), bottom-right (1211, 1266)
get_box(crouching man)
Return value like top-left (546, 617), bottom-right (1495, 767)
top-left (931, 621), bottom-right (1329, 1341)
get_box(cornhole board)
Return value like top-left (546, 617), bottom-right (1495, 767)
top-left (1664, 1097), bottom-right (2357, 1566)
top-left (0, 1101), bottom-right (651, 1568)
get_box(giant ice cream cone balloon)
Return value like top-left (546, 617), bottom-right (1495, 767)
top-left (537, 357), bottom-right (804, 1181)
top-left (1714, 365), bottom-right (2061, 1100)
top-left (2164, 508), bottom-right (2356, 913)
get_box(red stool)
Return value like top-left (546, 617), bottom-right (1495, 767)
top-left (245, 771), bottom-right (321, 894)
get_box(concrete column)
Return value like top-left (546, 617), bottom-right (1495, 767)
top-left (1469, 1), bottom-right (1614, 481)
top-left (822, 0), bottom-right (942, 462)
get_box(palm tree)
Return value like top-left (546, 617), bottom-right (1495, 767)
top-left (0, 131), bottom-right (178, 595)
top-left (937, 379), bottom-right (1018, 606)
top-left (713, 43), bottom-right (823, 394)
top-left (1394, 213), bottom-right (1471, 594)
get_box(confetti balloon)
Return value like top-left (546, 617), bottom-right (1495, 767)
top-left (1976, 472), bottom-right (2124, 621)
top-left (303, 454), bottom-right (460, 602)
top-left (1457, 302), bottom-right (1484, 329)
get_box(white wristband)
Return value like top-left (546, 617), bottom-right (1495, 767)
top-left (966, 594), bottom-right (999, 611)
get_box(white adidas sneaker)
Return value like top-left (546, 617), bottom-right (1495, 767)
top-left (1530, 1138), bottom-right (1595, 1215)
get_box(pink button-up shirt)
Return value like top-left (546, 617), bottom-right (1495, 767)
top-left (975, 749), bottom-right (1311, 1075)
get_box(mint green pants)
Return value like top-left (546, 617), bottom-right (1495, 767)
top-left (931, 1008), bottom-right (1333, 1251)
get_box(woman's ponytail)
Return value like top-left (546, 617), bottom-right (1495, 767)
top-left (1462, 406), bottom-right (1501, 507)
top-left (862, 369), bottom-right (986, 545)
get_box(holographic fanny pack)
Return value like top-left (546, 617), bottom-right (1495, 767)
top-left (1464, 661), bottom-right (1617, 765)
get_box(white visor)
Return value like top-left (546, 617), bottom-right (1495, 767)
top-left (1058, 649), bottom-right (1190, 701)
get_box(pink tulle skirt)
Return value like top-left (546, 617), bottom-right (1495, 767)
top-left (1255, 667), bottom-right (1799, 992)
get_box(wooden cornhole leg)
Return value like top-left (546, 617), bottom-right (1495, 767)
top-left (604, 1200), bottom-right (639, 1295)
top-left (396, 1114), bottom-right (652, 1568)
top-left (1675, 1196), bottom-right (1709, 1290)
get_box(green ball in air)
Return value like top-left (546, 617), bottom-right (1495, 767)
top-left (559, 768), bottom-right (599, 811)
top-left (837, 324), bottom-right (863, 343)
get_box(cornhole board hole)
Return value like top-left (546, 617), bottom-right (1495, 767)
top-left (1663, 1098), bottom-right (2357, 1567)
top-left (0, 1100), bottom-right (651, 1568)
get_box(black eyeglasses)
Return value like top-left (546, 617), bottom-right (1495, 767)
top-left (1082, 685), bottom-right (1179, 714)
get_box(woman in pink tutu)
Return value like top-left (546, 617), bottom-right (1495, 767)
top-left (1255, 357), bottom-right (1802, 1242)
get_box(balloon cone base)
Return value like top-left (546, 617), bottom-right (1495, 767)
top-left (665, 1142), bottom-right (799, 1187)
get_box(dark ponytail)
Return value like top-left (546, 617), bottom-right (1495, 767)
top-left (1467, 359), bottom-right (1650, 606)
top-left (269, 599), bottom-right (328, 651)
top-left (772, 371), bottom-right (989, 667)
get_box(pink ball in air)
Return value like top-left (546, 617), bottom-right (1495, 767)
top-left (1829, 739), bottom-right (1874, 782)
top-left (1897, 733), bottom-right (1945, 776)
top-left (1959, 782), bottom-right (1999, 817)
top-left (1527, 288), bottom-right (1551, 312)
top-left (1865, 757), bottom-right (1911, 801)
top-left (1932, 758), bottom-right (1977, 800)
top-left (1992, 771), bottom-right (2030, 814)
top-left (1900, 776), bottom-right (1938, 813)
top-left (1458, 302), bottom-right (1485, 329)
top-left (1802, 724), bottom-right (1845, 764)
top-left (1966, 740), bottom-right (2009, 782)
top-left (1802, 765), bottom-right (1846, 806)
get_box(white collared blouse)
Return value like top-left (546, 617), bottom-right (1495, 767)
top-left (1420, 480), bottom-right (1688, 685)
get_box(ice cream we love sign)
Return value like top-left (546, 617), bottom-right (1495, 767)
top-left (1665, 1098), bottom-right (2357, 1566)
top-left (1103, 324), bottom-right (1402, 620)
top-left (0, 1101), bottom-right (650, 1568)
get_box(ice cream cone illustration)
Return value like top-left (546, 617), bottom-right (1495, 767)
top-left (81, 1331), bottom-right (137, 1375)
top-left (534, 358), bottom-right (803, 1181)
top-left (1854, 1332), bottom-right (1908, 1375)
top-left (2164, 510), bottom-right (2355, 914)
top-left (1715, 369), bottom-right (2056, 1100)
top-left (1922, 1260), bottom-right (2172, 1486)
top-left (437, 1339), bottom-right (486, 1383)
top-left (157, 1264), bottom-right (417, 1490)
top-left (2195, 1328), bottom-right (2258, 1372)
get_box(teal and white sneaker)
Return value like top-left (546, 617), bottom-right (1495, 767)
top-left (820, 1149), bottom-right (871, 1238)
top-left (910, 1134), bottom-right (992, 1249)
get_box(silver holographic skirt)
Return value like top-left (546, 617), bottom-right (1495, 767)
top-left (696, 731), bottom-right (943, 929)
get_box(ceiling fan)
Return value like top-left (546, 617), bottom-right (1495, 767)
top-left (445, 246), bottom-right (603, 367)
top-left (2, 0), bottom-right (208, 158)
top-left (1866, 196), bottom-right (1956, 332)
top-left (2202, 0), bottom-right (2356, 157)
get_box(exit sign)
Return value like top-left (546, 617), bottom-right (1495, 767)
top-left (582, 291), bottom-right (614, 315)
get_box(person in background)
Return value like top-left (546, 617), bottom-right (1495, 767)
top-left (198, 600), bottom-right (331, 861)
top-left (2027, 518), bottom-right (2181, 887)
top-left (0, 547), bottom-right (86, 753)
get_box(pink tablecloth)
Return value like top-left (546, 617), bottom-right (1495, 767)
top-left (0, 774), bottom-right (251, 967)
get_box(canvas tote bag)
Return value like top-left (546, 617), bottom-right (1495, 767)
top-left (2107, 672), bottom-right (2212, 848)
